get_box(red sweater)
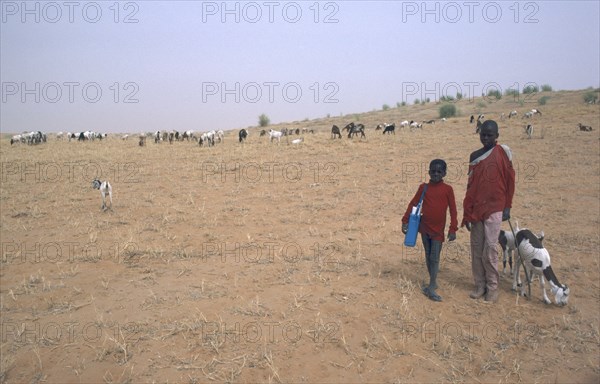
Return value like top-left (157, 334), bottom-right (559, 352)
top-left (402, 181), bottom-right (458, 242)
top-left (462, 144), bottom-right (515, 225)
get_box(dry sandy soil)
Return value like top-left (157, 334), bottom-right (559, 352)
top-left (1, 90), bottom-right (599, 383)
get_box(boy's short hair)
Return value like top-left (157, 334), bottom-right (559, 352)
top-left (429, 159), bottom-right (447, 172)
top-left (480, 120), bottom-right (499, 133)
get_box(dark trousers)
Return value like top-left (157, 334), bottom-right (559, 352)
top-left (421, 233), bottom-right (442, 289)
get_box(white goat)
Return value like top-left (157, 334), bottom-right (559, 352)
top-left (92, 179), bottom-right (113, 211)
top-left (268, 129), bottom-right (283, 143)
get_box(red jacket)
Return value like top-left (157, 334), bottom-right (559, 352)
top-left (402, 181), bottom-right (458, 242)
top-left (462, 144), bottom-right (515, 225)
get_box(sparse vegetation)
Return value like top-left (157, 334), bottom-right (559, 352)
top-left (583, 90), bottom-right (598, 104)
top-left (258, 113), bottom-right (270, 127)
top-left (487, 89), bottom-right (502, 100)
top-left (538, 95), bottom-right (551, 105)
top-left (541, 84), bottom-right (553, 92)
top-left (439, 103), bottom-right (457, 118)
top-left (382, 104), bottom-right (390, 111)
top-left (523, 84), bottom-right (539, 94)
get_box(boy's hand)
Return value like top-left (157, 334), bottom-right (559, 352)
top-left (502, 208), bottom-right (511, 221)
top-left (401, 223), bottom-right (408, 234)
top-left (448, 232), bottom-right (456, 241)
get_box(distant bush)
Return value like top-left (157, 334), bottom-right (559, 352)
top-left (258, 113), bottom-right (270, 127)
top-left (538, 96), bottom-right (550, 105)
top-left (477, 101), bottom-right (487, 108)
top-left (439, 104), bottom-right (457, 118)
top-left (523, 85), bottom-right (539, 94)
top-left (541, 84), bottom-right (553, 92)
top-left (440, 95), bottom-right (455, 102)
top-left (414, 99), bottom-right (420, 105)
top-left (487, 89), bottom-right (502, 100)
top-left (425, 98), bottom-right (430, 103)
top-left (583, 91), bottom-right (598, 104)
top-left (382, 104), bottom-right (390, 111)
top-left (456, 92), bottom-right (463, 100)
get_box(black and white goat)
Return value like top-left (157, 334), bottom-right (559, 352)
top-left (578, 123), bottom-right (593, 132)
top-left (92, 179), bottom-right (113, 211)
top-left (498, 229), bottom-right (517, 275)
top-left (524, 124), bottom-right (534, 139)
top-left (239, 128), bottom-right (248, 143)
top-left (382, 123), bottom-right (396, 135)
top-left (512, 227), bottom-right (569, 305)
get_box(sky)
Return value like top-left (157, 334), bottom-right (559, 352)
top-left (1, 0), bottom-right (599, 134)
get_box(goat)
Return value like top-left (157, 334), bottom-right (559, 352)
top-left (498, 230), bottom-right (517, 275)
top-left (331, 125), bottom-right (342, 139)
top-left (200, 131), bottom-right (215, 146)
top-left (524, 124), bottom-right (534, 139)
top-left (375, 124), bottom-right (384, 131)
top-left (239, 128), bottom-right (248, 143)
top-left (508, 110), bottom-right (518, 119)
top-left (216, 130), bottom-right (224, 143)
top-left (343, 122), bottom-right (366, 138)
top-left (578, 123), bottom-right (593, 131)
top-left (260, 129), bottom-right (267, 137)
top-left (409, 120), bottom-right (422, 131)
top-left (92, 179), bottom-right (113, 211)
top-left (523, 111), bottom-right (533, 119)
top-left (268, 129), bottom-right (283, 143)
top-left (400, 120), bottom-right (409, 129)
top-left (423, 119), bottom-right (436, 125)
top-left (531, 108), bottom-right (542, 116)
top-left (291, 137), bottom-right (304, 145)
top-left (512, 227), bottom-right (569, 305)
top-left (382, 123), bottom-right (395, 135)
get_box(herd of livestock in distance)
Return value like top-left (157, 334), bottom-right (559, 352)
top-left (7, 108), bottom-right (595, 146)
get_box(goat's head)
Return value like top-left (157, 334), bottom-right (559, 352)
top-left (550, 281), bottom-right (570, 306)
top-left (92, 179), bottom-right (102, 190)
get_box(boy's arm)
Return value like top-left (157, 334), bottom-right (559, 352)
top-left (447, 185), bottom-right (459, 234)
top-left (504, 157), bottom-right (516, 209)
top-left (401, 184), bottom-right (424, 224)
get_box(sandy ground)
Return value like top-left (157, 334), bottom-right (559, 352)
top-left (1, 90), bottom-right (599, 383)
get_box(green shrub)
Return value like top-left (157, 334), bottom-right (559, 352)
top-left (258, 113), bottom-right (270, 127)
top-left (538, 96), bottom-right (550, 105)
top-left (583, 91), bottom-right (598, 104)
top-left (487, 89), bottom-right (502, 100)
top-left (541, 84), bottom-right (553, 92)
top-left (382, 104), bottom-right (390, 111)
top-left (523, 84), bottom-right (539, 94)
top-left (414, 98), bottom-right (420, 105)
top-left (456, 92), bottom-right (463, 100)
top-left (439, 104), bottom-right (457, 118)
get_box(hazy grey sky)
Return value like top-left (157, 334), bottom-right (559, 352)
top-left (1, 0), bottom-right (599, 133)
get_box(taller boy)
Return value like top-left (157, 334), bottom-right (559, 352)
top-left (462, 120), bottom-right (515, 303)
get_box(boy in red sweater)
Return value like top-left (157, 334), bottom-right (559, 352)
top-left (402, 159), bottom-right (458, 302)
top-left (462, 120), bottom-right (515, 303)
